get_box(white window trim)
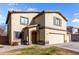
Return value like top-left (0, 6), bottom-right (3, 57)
top-left (20, 16), bottom-right (29, 25)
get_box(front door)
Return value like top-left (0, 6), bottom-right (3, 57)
top-left (31, 31), bottom-right (37, 44)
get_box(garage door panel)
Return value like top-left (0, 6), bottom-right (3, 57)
top-left (48, 34), bottom-right (64, 44)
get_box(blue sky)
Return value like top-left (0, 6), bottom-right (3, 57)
top-left (0, 3), bottom-right (79, 27)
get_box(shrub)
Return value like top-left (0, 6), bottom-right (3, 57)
top-left (12, 42), bottom-right (18, 46)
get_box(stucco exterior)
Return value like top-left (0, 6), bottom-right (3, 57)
top-left (44, 13), bottom-right (68, 45)
top-left (34, 13), bottom-right (45, 44)
top-left (7, 15), bottom-right (11, 44)
top-left (7, 11), bottom-right (39, 45)
top-left (45, 29), bottom-right (67, 44)
top-left (45, 13), bottom-right (67, 30)
top-left (6, 11), bottom-right (70, 45)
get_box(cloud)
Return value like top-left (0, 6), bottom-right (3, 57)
top-left (8, 8), bottom-right (22, 11)
top-left (26, 8), bottom-right (37, 11)
top-left (0, 14), bottom-right (5, 20)
top-left (8, 3), bottom-right (18, 6)
top-left (72, 18), bottom-right (79, 23)
top-left (0, 14), bottom-right (6, 24)
top-left (8, 8), bottom-right (37, 11)
top-left (74, 12), bottom-right (79, 15)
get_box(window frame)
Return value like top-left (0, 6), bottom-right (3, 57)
top-left (20, 16), bottom-right (29, 25)
top-left (15, 31), bottom-right (21, 39)
top-left (53, 16), bottom-right (62, 26)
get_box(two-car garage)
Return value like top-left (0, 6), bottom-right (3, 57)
top-left (48, 33), bottom-right (65, 44)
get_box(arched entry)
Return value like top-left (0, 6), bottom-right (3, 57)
top-left (31, 31), bottom-right (37, 44)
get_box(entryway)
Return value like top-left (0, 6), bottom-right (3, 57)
top-left (31, 31), bottom-right (37, 44)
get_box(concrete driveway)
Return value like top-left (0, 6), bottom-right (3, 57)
top-left (54, 42), bottom-right (79, 52)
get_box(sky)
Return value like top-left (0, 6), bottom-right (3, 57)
top-left (0, 3), bottom-right (79, 27)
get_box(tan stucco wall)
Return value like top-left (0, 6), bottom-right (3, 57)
top-left (39, 29), bottom-right (45, 42)
top-left (7, 16), bottom-right (11, 44)
top-left (10, 13), bottom-right (39, 44)
top-left (67, 34), bottom-right (71, 42)
top-left (45, 13), bottom-right (67, 30)
top-left (45, 29), bottom-right (69, 45)
top-left (33, 13), bottom-right (69, 45)
top-left (23, 29), bottom-right (27, 41)
top-left (44, 13), bottom-right (69, 45)
top-left (34, 13), bottom-right (45, 44)
top-left (34, 13), bottom-right (45, 27)
top-left (8, 12), bottom-right (69, 45)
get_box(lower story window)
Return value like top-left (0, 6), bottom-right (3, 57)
top-left (15, 31), bottom-right (22, 39)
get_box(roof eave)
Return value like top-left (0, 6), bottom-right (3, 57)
top-left (6, 10), bottom-right (68, 24)
top-left (6, 11), bottom-right (10, 24)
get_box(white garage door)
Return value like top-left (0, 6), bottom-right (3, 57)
top-left (48, 34), bottom-right (64, 44)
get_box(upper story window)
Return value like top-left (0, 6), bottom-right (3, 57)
top-left (20, 16), bottom-right (29, 25)
top-left (53, 17), bottom-right (61, 26)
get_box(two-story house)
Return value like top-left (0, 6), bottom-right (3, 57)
top-left (6, 10), bottom-right (70, 45)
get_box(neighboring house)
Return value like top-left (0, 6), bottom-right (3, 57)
top-left (0, 28), bottom-right (3, 36)
top-left (67, 26), bottom-right (79, 41)
top-left (6, 10), bottom-right (70, 45)
top-left (0, 27), bottom-right (8, 45)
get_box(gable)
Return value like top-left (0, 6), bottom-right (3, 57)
top-left (6, 11), bottom-right (40, 24)
top-left (55, 12), bottom-right (68, 22)
top-left (45, 12), bottom-right (67, 30)
top-left (53, 13), bottom-right (67, 22)
top-left (33, 11), bottom-right (68, 22)
top-left (45, 12), bottom-right (68, 22)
